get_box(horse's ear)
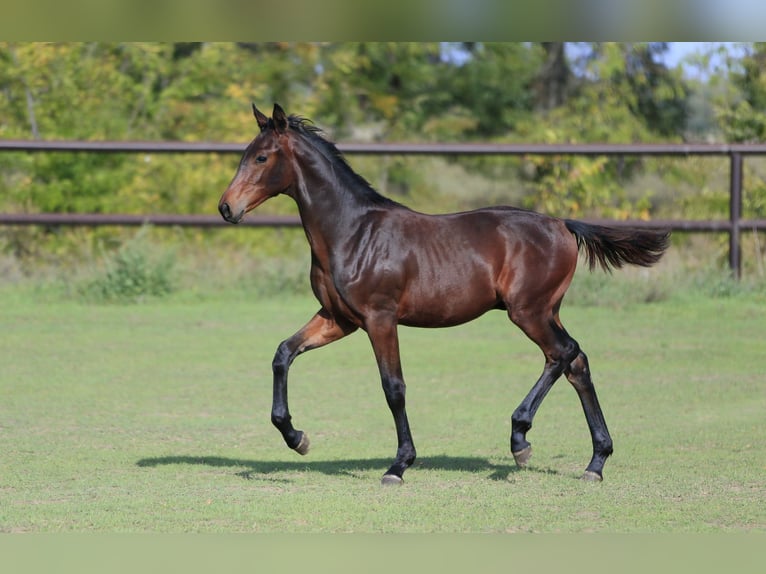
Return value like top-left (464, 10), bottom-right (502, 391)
top-left (272, 103), bottom-right (288, 133)
top-left (252, 103), bottom-right (269, 132)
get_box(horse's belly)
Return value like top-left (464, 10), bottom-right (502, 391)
top-left (396, 271), bottom-right (499, 328)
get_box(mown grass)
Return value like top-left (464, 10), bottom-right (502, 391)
top-left (1, 278), bottom-right (764, 533)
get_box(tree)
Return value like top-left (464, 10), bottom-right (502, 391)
top-left (310, 43), bottom-right (543, 140)
top-left (716, 42), bottom-right (766, 143)
top-left (512, 43), bottom-right (691, 218)
top-left (436, 43), bottom-right (542, 138)
top-left (711, 43), bottom-right (766, 219)
top-left (532, 42), bottom-right (571, 111)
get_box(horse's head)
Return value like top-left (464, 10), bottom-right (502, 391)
top-left (218, 103), bottom-right (295, 224)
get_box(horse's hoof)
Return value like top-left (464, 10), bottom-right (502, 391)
top-left (512, 446), bottom-right (532, 468)
top-left (581, 470), bottom-right (603, 482)
top-left (293, 432), bottom-right (310, 455)
top-left (381, 474), bottom-right (403, 486)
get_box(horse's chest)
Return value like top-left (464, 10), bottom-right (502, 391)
top-left (309, 264), bottom-right (364, 325)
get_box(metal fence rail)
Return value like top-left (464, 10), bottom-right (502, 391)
top-left (3, 140), bottom-right (766, 155)
top-left (0, 213), bottom-right (300, 228)
top-left (2, 140), bottom-right (766, 277)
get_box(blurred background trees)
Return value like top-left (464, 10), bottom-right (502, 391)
top-left (1, 42), bottom-right (764, 281)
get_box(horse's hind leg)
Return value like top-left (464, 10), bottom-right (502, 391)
top-left (271, 309), bottom-right (357, 454)
top-left (508, 309), bottom-right (579, 469)
top-left (565, 351), bottom-right (613, 481)
top-left (509, 306), bottom-right (614, 481)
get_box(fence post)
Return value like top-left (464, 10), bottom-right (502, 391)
top-left (729, 152), bottom-right (743, 278)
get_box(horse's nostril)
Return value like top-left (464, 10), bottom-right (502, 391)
top-left (219, 202), bottom-right (232, 220)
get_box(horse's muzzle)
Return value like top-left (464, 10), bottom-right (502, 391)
top-left (218, 202), bottom-right (243, 224)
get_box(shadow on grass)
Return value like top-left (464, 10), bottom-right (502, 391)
top-left (136, 454), bottom-right (561, 482)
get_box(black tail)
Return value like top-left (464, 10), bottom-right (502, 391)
top-left (564, 220), bottom-right (671, 272)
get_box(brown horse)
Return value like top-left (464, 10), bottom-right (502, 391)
top-left (218, 103), bottom-right (670, 485)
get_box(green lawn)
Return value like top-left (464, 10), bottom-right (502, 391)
top-left (1, 288), bottom-right (764, 532)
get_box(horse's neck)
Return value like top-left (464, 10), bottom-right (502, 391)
top-left (288, 154), bottom-right (379, 251)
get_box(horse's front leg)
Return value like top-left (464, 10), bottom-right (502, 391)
top-left (271, 309), bottom-right (356, 454)
top-left (365, 316), bottom-right (416, 485)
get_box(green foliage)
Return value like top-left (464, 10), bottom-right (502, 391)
top-left (716, 43), bottom-right (766, 143)
top-left (719, 99), bottom-right (766, 142)
top-left (80, 228), bottom-right (176, 303)
top-left (566, 266), bottom-right (672, 306)
top-left (505, 43), bottom-right (689, 218)
top-left (0, 41), bottom-right (764, 273)
top-left (709, 43), bottom-right (766, 225)
top-left (689, 263), bottom-right (766, 299)
top-left (429, 43), bottom-right (542, 138)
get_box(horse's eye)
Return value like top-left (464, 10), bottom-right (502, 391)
top-left (255, 155), bottom-right (268, 164)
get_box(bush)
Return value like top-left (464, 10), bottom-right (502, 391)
top-left (80, 228), bottom-right (176, 303)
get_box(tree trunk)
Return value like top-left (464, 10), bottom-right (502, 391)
top-left (534, 42), bottom-right (571, 111)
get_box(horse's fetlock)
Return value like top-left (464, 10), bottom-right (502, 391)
top-left (271, 412), bottom-right (291, 429)
top-left (511, 410), bottom-right (532, 434)
top-left (401, 446), bottom-right (417, 467)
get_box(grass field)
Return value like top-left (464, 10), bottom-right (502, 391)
top-left (1, 281), bottom-right (764, 533)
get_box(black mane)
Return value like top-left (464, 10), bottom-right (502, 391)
top-left (287, 115), bottom-right (402, 208)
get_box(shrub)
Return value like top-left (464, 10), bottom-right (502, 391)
top-left (80, 228), bottom-right (175, 303)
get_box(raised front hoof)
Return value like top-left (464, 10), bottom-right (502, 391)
top-left (292, 432), bottom-right (310, 456)
top-left (512, 446), bottom-right (532, 468)
top-left (581, 470), bottom-right (603, 482)
top-left (381, 474), bottom-right (404, 486)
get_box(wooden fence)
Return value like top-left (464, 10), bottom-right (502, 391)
top-left (2, 140), bottom-right (766, 277)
